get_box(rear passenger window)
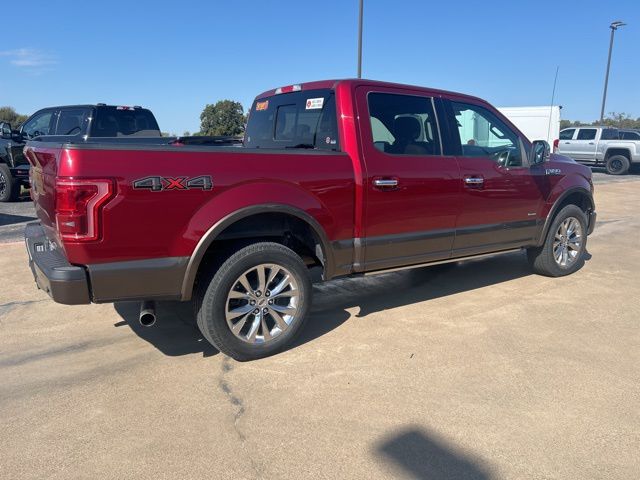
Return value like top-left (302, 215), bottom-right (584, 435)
top-left (577, 129), bottom-right (596, 140)
top-left (559, 129), bottom-right (575, 140)
top-left (55, 108), bottom-right (89, 136)
top-left (367, 93), bottom-right (441, 156)
top-left (600, 129), bottom-right (619, 140)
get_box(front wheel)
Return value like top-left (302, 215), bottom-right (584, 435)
top-left (527, 205), bottom-right (588, 277)
top-left (194, 242), bottom-right (312, 361)
top-left (0, 164), bottom-right (19, 202)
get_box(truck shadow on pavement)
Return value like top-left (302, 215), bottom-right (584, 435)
top-left (113, 251), bottom-right (535, 358)
top-left (114, 301), bottom-right (219, 357)
top-left (376, 427), bottom-right (491, 479)
top-left (304, 250), bottom-right (532, 325)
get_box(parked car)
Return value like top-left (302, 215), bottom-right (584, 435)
top-left (24, 79), bottom-right (596, 360)
top-left (556, 126), bottom-right (640, 175)
top-left (0, 104), bottom-right (163, 201)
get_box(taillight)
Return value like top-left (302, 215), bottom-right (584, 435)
top-left (55, 179), bottom-right (114, 241)
top-left (553, 139), bottom-right (559, 152)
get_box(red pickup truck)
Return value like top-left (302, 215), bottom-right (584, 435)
top-left (24, 79), bottom-right (596, 360)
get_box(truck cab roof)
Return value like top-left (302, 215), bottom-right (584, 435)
top-left (255, 79), bottom-right (487, 105)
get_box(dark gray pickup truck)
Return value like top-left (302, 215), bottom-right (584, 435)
top-left (0, 104), bottom-right (161, 201)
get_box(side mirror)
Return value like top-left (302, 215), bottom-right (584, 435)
top-left (0, 122), bottom-right (12, 139)
top-left (530, 140), bottom-right (550, 165)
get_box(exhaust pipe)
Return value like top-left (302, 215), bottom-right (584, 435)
top-left (139, 300), bottom-right (156, 327)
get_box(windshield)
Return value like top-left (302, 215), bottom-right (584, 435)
top-left (90, 107), bottom-right (160, 137)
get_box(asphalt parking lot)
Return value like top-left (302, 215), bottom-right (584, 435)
top-left (1, 173), bottom-right (639, 479)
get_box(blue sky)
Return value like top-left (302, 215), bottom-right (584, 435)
top-left (1, 0), bottom-right (638, 133)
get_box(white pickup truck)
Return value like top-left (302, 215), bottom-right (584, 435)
top-left (557, 126), bottom-right (640, 175)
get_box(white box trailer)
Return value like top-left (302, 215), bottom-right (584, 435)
top-left (498, 106), bottom-right (561, 147)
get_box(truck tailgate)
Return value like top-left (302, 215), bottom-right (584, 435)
top-left (24, 143), bottom-right (61, 243)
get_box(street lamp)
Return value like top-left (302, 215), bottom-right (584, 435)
top-left (599, 20), bottom-right (626, 124)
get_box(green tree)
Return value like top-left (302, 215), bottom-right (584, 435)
top-left (199, 100), bottom-right (245, 136)
top-left (560, 119), bottom-right (573, 129)
top-left (600, 112), bottom-right (640, 129)
top-left (0, 106), bottom-right (28, 128)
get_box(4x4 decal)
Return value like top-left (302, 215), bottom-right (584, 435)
top-left (133, 175), bottom-right (213, 192)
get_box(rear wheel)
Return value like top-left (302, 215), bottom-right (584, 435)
top-left (194, 242), bottom-right (312, 361)
top-left (605, 154), bottom-right (630, 175)
top-left (527, 204), bottom-right (588, 277)
top-left (0, 164), bottom-right (19, 202)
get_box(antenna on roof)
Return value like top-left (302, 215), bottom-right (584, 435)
top-left (547, 66), bottom-right (559, 144)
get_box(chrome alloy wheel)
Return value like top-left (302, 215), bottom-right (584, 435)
top-left (225, 263), bottom-right (300, 344)
top-left (553, 217), bottom-right (583, 268)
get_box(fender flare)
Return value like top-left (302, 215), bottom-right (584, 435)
top-left (536, 186), bottom-right (594, 246)
top-left (180, 203), bottom-right (335, 300)
top-left (604, 147), bottom-right (632, 159)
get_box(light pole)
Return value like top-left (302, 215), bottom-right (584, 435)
top-left (599, 21), bottom-right (626, 124)
top-left (357, 0), bottom-right (363, 78)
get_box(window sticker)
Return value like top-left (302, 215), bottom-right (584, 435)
top-left (255, 100), bottom-right (269, 111)
top-left (305, 97), bottom-right (324, 110)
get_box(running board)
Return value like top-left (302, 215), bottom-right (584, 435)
top-left (361, 248), bottom-right (523, 277)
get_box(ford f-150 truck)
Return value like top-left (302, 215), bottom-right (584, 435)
top-left (24, 79), bottom-right (596, 360)
top-left (556, 126), bottom-right (640, 175)
top-left (0, 104), bottom-right (161, 201)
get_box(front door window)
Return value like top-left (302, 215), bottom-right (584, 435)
top-left (452, 101), bottom-right (524, 167)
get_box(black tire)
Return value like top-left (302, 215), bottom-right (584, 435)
top-left (0, 164), bottom-right (19, 202)
top-left (527, 204), bottom-right (588, 277)
top-left (194, 242), bottom-right (312, 361)
top-left (605, 154), bottom-right (630, 175)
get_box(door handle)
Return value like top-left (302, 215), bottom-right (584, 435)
top-left (463, 176), bottom-right (484, 186)
top-left (564, 142), bottom-right (571, 144)
top-left (588, 142), bottom-right (595, 145)
top-left (373, 178), bottom-right (399, 189)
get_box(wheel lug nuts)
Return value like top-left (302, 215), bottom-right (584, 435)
top-left (268, 299), bottom-right (273, 305)
top-left (254, 308), bottom-right (260, 314)
top-left (265, 291), bottom-right (270, 297)
top-left (263, 308), bottom-right (268, 313)
top-left (250, 300), bottom-right (256, 306)
top-left (255, 291), bottom-right (261, 297)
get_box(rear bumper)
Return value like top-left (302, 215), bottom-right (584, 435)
top-left (24, 222), bottom-right (91, 305)
top-left (25, 222), bottom-right (189, 304)
top-left (587, 210), bottom-right (597, 235)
